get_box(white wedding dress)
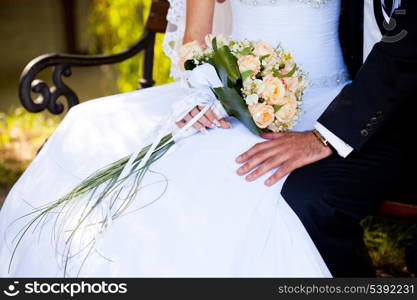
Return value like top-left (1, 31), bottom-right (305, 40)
top-left (0, 0), bottom-right (349, 277)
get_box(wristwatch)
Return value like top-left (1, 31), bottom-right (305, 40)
top-left (312, 129), bottom-right (329, 147)
top-left (312, 129), bottom-right (336, 153)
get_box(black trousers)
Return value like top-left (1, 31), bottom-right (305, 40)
top-left (281, 118), bottom-right (411, 277)
top-left (406, 232), bottom-right (417, 275)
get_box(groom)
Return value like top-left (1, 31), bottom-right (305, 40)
top-left (231, 0), bottom-right (417, 277)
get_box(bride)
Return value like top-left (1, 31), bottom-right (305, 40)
top-left (0, 0), bottom-right (349, 277)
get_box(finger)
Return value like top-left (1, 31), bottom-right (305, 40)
top-left (190, 107), bottom-right (213, 128)
top-left (236, 147), bottom-right (277, 176)
top-left (265, 162), bottom-right (295, 186)
top-left (245, 155), bottom-right (287, 182)
top-left (199, 107), bottom-right (221, 128)
top-left (219, 118), bottom-right (232, 129)
top-left (176, 120), bottom-right (186, 128)
top-left (261, 132), bottom-right (285, 140)
top-left (236, 140), bottom-right (275, 163)
top-left (184, 114), bottom-right (206, 133)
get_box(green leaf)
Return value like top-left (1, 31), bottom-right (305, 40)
top-left (241, 70), bottom-right (253, 82)
top-left (273, 64), bottom-right (298, 78)
top-left (207, 58), bottom-right (228, 87)
top-left (212, 37), bottom-right (218, 51)
top-left (273, 105), bottom-right (283, 113)
top-left (212, 87), bottom-right (263, 136)
top-left (212, 45), bottom-right (241, 85)
top-left (239, 47), bottom-right (253, 55)
top-left (260, 54), bottom-right (271, 61)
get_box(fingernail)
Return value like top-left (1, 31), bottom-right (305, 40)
top-left (246, 174), bottom-right (253, 181)
top-left (236, 156), bottom-right (242, 163)
top-left (237, 167), bottom-right (244, 175)
top-left (265, 180), bottom-right (272, 186)
top-left (212, 119), bottom-right (221, 127)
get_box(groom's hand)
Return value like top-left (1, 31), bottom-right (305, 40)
top-left (235, 131), bottom-right (333, 186)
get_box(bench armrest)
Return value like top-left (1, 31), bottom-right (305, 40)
top-left (19, 30), bottom-right (155, 114)
top-left (378, 200), bottom-right (417, 221)
top-left (19, 0), bottom-right (169, 115)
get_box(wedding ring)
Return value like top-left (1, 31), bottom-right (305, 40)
top-left (212, 119), bottom-right (221, 128)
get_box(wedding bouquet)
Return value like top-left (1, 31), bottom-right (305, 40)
top-left (180, 35), bottom-right (306, 133)
top-left (11, 35), bottom-right (306, 275)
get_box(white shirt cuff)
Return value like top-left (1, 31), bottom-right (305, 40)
top-left (314, 122), bottom-right (354, 158)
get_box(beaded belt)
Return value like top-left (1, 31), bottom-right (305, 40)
top-left (308, 70), bottom-right (350, 89)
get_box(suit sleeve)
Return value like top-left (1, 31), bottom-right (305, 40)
top-left (318, 0), bottom-right (417, 150)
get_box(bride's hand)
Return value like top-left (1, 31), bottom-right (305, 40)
top-left (176, 106), bottom-right (231, 132)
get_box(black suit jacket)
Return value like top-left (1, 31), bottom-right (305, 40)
top-left (321, 0), bottom-right (417, 150)
top-left (280, 0), bottom-right (417, 277)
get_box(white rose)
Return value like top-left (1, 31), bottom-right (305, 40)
top-left (243, 77), bottom-right (253, 89)
top-left (253, 42), bottom-right (275, 57)
top-left (261, 75), bottom-right (286, 105)
top-left (249, 103), bottom-right (275, 128)
top-left (243, 78), bottom-right (264, 95)
top-left (204, 34), bottom-right (214, 49)
top-left (253, 79), bottom-right (265, 96)
top-left (245, 94), bottom-right (259, 105)
top-left (205, 34), bottom-right (228, 49)
top-left (238, 55), bottom-right (261, 77)
top-left (216, 34), bottom-right (229, 47)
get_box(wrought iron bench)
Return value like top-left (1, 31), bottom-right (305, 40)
top-left (18, 0), bottom-right (417, 222)
top-left (19, 0), bottom-right (169, 114)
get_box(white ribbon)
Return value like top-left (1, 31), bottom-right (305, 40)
top-left (172, 63), bottom-right (228, 137)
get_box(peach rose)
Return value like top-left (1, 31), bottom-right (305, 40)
top-left (253, 42), bottom-right (275, 57)
top-left (283, 92), bottom-right (297, 104)
top-left (261, 75), bottom-right (286, 105)
top-left (178, 41), bottom-right (204, 70)
top-left (275, 94), bottom-right (297, 123)
top-left (249, 103), bottom-right (275, 128)
top-left (238, 55), bottom-right (261, 77)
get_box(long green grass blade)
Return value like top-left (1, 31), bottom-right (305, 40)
top-left (9, 134), bottom-right (175, 276)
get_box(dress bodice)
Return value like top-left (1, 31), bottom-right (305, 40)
top-left (230, 0), bottom-right (348, 87)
